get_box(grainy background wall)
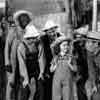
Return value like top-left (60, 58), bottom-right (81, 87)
top-left (8, 0), bottom-right (62, 15)
top-left (7, 0), bottom-right (71, 35)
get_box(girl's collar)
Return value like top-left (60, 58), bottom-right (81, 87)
top-left (60, 52), bottom-right (66, 57)
top-left (58, 53), bottom-right (72, 60)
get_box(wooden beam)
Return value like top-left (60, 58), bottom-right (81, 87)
top-left (92, 0), bottom-right (97, 31)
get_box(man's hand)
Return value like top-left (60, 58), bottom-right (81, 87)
top-left (23, 78), bottom-right (29, 88)
top-left (5, 64), bottom-right (12, 73)
top-left (50, 64), bottom-right (57, 72)
top-left (38, 72), bottom-right (44, 80)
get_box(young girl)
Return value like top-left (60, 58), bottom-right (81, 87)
top-left (50, 36), bottom-right (77, 100)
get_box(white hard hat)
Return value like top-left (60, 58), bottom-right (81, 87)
top-left (43, 20), bottom-right (58, 31)
top-left (13, 10), bottom-right (33, 24)
top-left (74, 25), bottom-right (89, 35)
top-left (87, 31), bottom-right (100, 40)
top-left (24, 23), bottom-right (40, 38)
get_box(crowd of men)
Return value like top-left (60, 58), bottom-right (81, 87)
top-left (0, 10), bottom-right (100, 100)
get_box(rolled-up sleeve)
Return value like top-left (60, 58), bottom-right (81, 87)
top-left (4, 29), bottom-right (16, 66)
top-left (17, 43), bottom-right (29, 81)
top-left (38, 41), bottom-right (46, 74)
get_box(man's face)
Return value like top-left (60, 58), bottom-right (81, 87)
top-left (46, 28), bottom-right (57, 36)
top-left (86, 39), bottom-right (99, 52)
top-left (18, 14), bottom-right (31, 29)
top-left (60, 41), bottom-right (70, 54)
top-left (46, 28), bottom-right (58, 43)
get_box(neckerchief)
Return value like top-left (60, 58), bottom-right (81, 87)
top-left (58, 54), bottom-right (72, 61)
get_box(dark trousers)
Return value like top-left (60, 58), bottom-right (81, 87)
top-left (18, 77), bottom-right (36, 100)
top-left (36, 79), bottom-right (45, 100)
top-left (0, 69), bottom-right (6, 100)
top-left (18, 85), bottom-right (30, 100)
top-left (76, 78), bottom-right (88, 100)
top-left (18, 78), bottom-right (45, 100)
top-left (44, 74), bottom-right (53, 100)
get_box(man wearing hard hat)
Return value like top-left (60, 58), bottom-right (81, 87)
top-left (85, 31), bottom-right (100, 100)
top-left (43, 20), bottom-right (64, 42)
top-left (70, 28), bottom-right (89, 100)
top-left (41, 20), bottom-right (64, 100)
top-left (17, 23), bottom-right (46, 100)
top-left (42, 20), bottom-right (64, 70)
top-left (5, 10), bottom-right (33, 100)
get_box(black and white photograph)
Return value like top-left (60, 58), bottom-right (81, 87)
top-left (0, 0), bottom-right (100, 100)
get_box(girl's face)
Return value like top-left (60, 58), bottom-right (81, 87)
top-left (60, 41), bottom-right (70, 54)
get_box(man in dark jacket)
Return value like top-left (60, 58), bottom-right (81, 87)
top-left (17, 24), bottom-right (46, 100)
top-left (73, 35), bottom-right (88, 100)
top-left (5, 10), bottom-right (33, 100)
top-left (42, 20), bottom-right (64, 100)
top-left (85, 31), bottom-right (100, 100)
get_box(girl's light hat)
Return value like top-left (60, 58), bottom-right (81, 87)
top-left (51, 35), bottom-right (72, 48)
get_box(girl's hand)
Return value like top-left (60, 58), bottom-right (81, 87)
top-left (92, 86), bottom-right (97, 93)
top-left (68, 57), bottom-right (77, 72)
top-left (50, 64), bottom-right (57, 72)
